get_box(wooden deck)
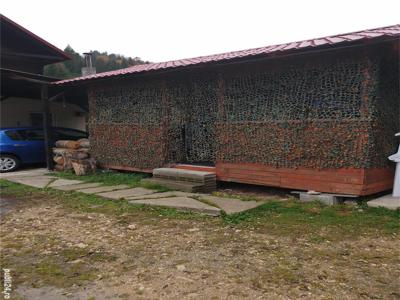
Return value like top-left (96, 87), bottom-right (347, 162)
top-left (101, 163), bottom-right (394, 196)
top-left (215, 162), bottom-right (394, 196)
top-left (172, 164), bottom-right (217, 173)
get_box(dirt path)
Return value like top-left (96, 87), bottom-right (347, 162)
top-left (1, 192), bottom-right (399, 300)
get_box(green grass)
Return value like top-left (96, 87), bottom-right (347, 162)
top-left (2, 254), bottom-right (99, 289)
top-left (50, 170), bottom-right (169, 191)
top-left (222, 199), bottom-right (399, 239)
top-left (0, 179), bottom-right (203, 221)
top-left (1, 178), bottom-right (399, 239)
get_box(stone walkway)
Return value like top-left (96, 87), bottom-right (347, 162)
top-left (367, 194), bottom-right (400, 210)
top-left (1, 169), bottom-right (265, 216)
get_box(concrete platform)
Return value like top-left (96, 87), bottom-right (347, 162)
top-left (6, 176), bottom-right (56, 188)
top-left (197, 195), bottom-right (264, 215)
top-left (368, 195), bottom-right (400, 210)
top-left (153, 168), bottom-right (216, 182)
top-left (53, 182), bottom-right (102, 191)
top-left (97, 187), bottom-right (156, 199)
top-left (150, 167), bottom-right (217, 193)
top-left (129, 196), bottom-right (221, 216)
top-left (47, 179), bottom-right (83, 187)
top-left (76, 185), bottom-right (129, 194)
top-left (292, 191), bottom-right (357, 205)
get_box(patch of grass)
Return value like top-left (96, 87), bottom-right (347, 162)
top-left (0, 179), bottom-right (203, 221)
top-left (221, 199), bottom-right (400, 238)
top-left (212, 191), bottom-right (265, 202)
top-left (0, 232), bottom-right (115, 289)
top-left (1, 179), bottom-right (399, 240)
top-left (59, 248), bottom-right (116, 263)
top-left (1, 252), bottom-right (98, 289)
top-left (50, 170), bottom-right (169, 191)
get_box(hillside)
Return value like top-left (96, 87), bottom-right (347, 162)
top-left (44, 45), bottom-right (148, 79)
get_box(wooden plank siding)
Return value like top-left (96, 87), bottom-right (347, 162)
top-left (101, 162), bottom-right (393, 196)
top-left (215, 162), bottom-right (394, 195)
top-left (172, 164), bottom-right (217, 173)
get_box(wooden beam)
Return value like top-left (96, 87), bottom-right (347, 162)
top-left (2, 51), bottom-right (64, 62)
top-left (41, 84), bottom-right (54, 170)
top-left (48, 92), bottom-right (64, 102)
top-left (9, 74), bottom-right (53, 84)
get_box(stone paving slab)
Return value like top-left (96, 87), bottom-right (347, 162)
top-left (368, 194), bottom-right (400, 210)
top-left (127, 191), bottom-right (194, 200)
top-left (0, 168), bottom-right (48, 179)
top-left (129, 196), bottom-right (221, 216)
top-left (6, 176), bottom-right (56, 188)
top-left (197, 195), bottom-right (264, 215)
top-left (53, 182), bottom-right (102, 191)
top-left (76, 185), bottom-right (129, 194)
top-left (97, 188), bottom-right (156, 199)
top-left (47, 179), bottom-right (83, 188)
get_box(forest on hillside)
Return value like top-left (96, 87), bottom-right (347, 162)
top-left (44, 45), bottom-right (149, 79)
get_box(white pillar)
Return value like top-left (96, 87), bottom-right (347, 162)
top-left (388, 133), bottom-right (400, 197)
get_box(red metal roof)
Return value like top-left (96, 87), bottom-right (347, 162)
top-left (55, 24), bottom-right (400, 85)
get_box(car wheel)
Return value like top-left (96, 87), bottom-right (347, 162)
top-left (0, 155), bottom-right (20, 172)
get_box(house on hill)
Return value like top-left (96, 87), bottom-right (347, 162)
top-left (55, 25), bottom-right (400, 195)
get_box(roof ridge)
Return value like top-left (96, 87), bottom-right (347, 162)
top-left (55, 24), bottom-right (400, 85)
top-left (143, 23), bottom-right (400, 65)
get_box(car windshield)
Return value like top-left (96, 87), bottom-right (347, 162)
top-left (5, 129), bottom-right (44, 141)
top-left (54, 129), bottom-right (87, 140)
top-left (4, 128), bottom-right (87, 141)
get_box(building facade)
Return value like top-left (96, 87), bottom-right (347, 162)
top-left (57, 25), bottom-right (400, 195)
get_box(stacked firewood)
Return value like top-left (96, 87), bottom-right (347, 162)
top-left (53, 139), bottom-right (96, 175)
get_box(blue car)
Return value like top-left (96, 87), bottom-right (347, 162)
top-left (0, 127), bottom-right (88, 172)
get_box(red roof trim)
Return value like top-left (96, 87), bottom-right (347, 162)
top-left (1, 14), bottom-right (70, 61)
top-left (54, 24), bottom-right (400, 85)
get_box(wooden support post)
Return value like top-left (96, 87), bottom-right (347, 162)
top-left (41, 84), bottom-right (54, 170)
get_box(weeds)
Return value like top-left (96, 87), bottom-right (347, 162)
top-left (50, 170), bottom-right (168, 191)
top-left (1, 178), bottom-right (399, 239)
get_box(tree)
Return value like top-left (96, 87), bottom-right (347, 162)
top-left (44, 46), bottom-right (148, 79)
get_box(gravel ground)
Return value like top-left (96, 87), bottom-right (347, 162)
top-left (1, 191), bottom-right (399, 300)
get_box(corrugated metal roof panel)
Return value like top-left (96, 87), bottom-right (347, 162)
top-left (55, 24), bottom-right (400, 85)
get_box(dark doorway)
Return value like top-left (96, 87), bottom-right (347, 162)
top-left (183, 89), bottom-right (217, 165)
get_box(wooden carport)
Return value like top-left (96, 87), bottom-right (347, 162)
top-left (1, 14), bottom-right (88, 170)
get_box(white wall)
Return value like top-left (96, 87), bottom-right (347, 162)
top-left (0, 97), bottom-right (87, 131)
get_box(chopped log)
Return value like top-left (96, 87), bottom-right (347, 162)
top-left (79, 148), bottom-right (90, 153)
top-left (53, 156), bottom-right (64, 165)
top-left (68, 151), bottom-right (89, 160)
top-left (78, 138), bottom-right (90, 149)
top-left (53, 148), bottom-right (88, 158)
top-left (55, 140), bottom-right (80, 149)
top-left (52, 148), bottom-right (68, 155)
top-left (54, 164), bottom-right (64, 172)
top-left (71, 158), bottom-right (96, 176)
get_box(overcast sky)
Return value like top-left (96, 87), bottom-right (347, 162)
top-left (3, 0), bottom-right (400, 62)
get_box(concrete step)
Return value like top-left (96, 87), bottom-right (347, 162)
top-left (172, 164), bottom-right (216, 173)
top-left (142, 178), bottom-right (215, 193)
top-left (153, 168), bottom-right (216, 183)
